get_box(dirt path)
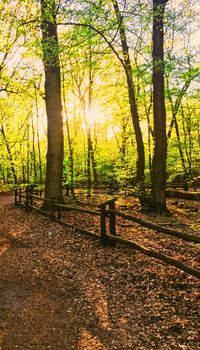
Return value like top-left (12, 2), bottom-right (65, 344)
top-left (0, 193), bottom-right (199, 350)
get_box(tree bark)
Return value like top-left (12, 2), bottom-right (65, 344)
top-left (40, 0), bottom-right (64, 203)
top-left (151, 0), bottom-right (169, 213)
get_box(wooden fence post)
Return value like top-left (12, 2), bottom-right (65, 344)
top-left (19, 188), bottom-right (22, 204)
top-left (29, 186), bottom-right (33, 207)
top-left (109, 200), bottom-right (116, 236)
top-left (100, 204), bottom-right (107, 245)
top-left (14, 188), bottom-right (18, 205)
top-left (25, 188), bottom-right (29, 211)
top-left (99, 199), bottom-right (117, 247)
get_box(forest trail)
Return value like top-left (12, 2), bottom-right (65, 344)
top-left (0, 193), bottom-right (199, 350)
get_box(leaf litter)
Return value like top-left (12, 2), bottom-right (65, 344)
top-left (0, 193), bottom-right (199, 350)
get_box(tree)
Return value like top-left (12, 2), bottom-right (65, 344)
top-left (165, 11), bottom-right (200, 185)
top-left (0, 0), bottom-right (199, 199)
top-left (151, 0), bottom-right (169, 213)
top-left (40, 0), bottom-right (64, 202)
top-left (111, 0), bottom-right (146, 202)
top-left (0, 125), bottom-right (17, 184)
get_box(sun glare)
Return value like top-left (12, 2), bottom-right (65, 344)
top-left (107, 125), bottom-right (120, 139)
top-left (86, 105), bottom-right (106, 126)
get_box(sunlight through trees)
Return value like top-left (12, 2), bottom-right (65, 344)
top-left (0, 0), bottom-right (199, 212)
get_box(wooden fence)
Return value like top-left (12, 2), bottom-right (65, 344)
top-left (14, 187), bottom-right (200, 279)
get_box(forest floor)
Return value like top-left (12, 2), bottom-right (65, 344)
top-left (0, 191), bottom-right (199, 350)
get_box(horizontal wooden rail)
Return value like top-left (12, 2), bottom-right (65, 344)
top-left (29, 195), bottom-right (55, 203)
top-left (54, 202), bottom-right (100, 216)
top-left (14, 188), bottom-right (200, 279)
top-left (19, 194), bottom-right (26, 198)
top-left (106, 233), bottom-right (200, 279)
top-left (17, 194), bottom-right (26, 199)
top-left (107, 209), bottom-right (200, 243)
top-left (98, 198), bottom-right (118, 208)
top-left (28, 205), bottom-right (52, 217)
top-left (56, 217), bottom-right (99, 238)
top-left (166, 189), bottom-right (200, 200)
top-left (29, 194), bottom-right (44, 200)
top-left (27, 203), bottom-right (200, 280)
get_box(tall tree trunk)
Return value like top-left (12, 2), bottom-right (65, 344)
top-left (151, 0), bottom-right (169, 213)
top-left (40, 0), bottom-right (64, 203)
top-left (112, 0), bottom-right (145, 203)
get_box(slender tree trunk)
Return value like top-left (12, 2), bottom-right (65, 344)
top-left (31, 114), bottom-right (37, 182)
top-left (34, 82), bottom-right (43, 184)
top-left (37, 119), bottom-right (43, 185)
top-left (182, 104), bottom-right (193, 179)
top-left (22, 163), bottom-right (26, 184)
top-left (166, 78), bottom-right (192, 184)
top-left (112, 0), bottom-right (145, 202)
top-left (88, 135), bottom-right (98, 186)
top-left (151, 0), bottom-right (169, 213)
top-left (19, 140), bottom-right (25, 184)
top-left (61, 69), bottom-right (75, 197)
top-left (0, 165), bottom-right (6, 185)
top-left (87, 22), bottom-right (98, 189)
top-left (121, 117), bottom-right (127, 162)
top-left (173, 114), bottom-right (188, 184)
top-left (40, 0), bottom-right (64, 203)
top-left (0, 125), bottom-right (17, 184)
top-left (87, 132), bottom-right (92, 196)
top-left (78, 94), bottom-right (98, 194)
top-left (26, 123), bottom-right (30, 184)
top-left (143, 88), bottom-right (153, 180)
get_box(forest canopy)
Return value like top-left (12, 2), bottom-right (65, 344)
top-left (0, 0), bottom-right (199, 212)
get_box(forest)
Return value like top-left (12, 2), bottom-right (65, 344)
top-left (0, 1), bottom-right (200, 349)
top-left (0, 0), bottom-right (199, 213)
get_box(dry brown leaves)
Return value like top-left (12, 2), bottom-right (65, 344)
top-left (0, 193), bottom-right (199, 350)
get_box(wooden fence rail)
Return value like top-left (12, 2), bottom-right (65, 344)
top-left (14, 187), bottom-right (200, 279)
top-left (106, 209), bottom-right (200, 244)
